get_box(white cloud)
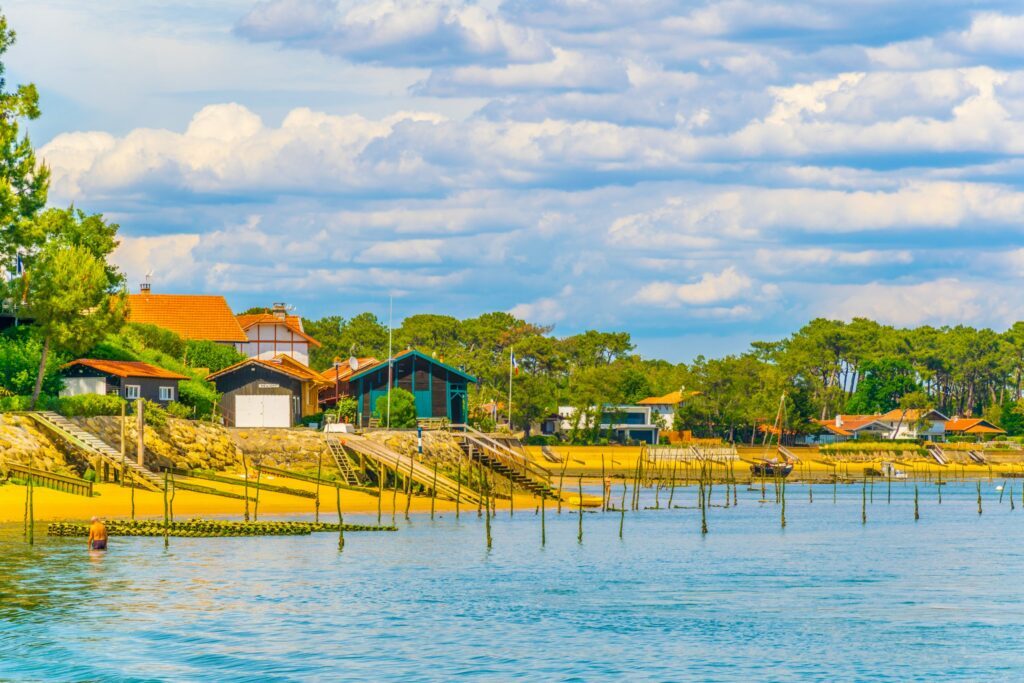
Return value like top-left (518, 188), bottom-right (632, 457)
top-left (237, 0), bottom-right (552, 66)
top-left (357, 239), bottom-right (445, 264)
top-left (957, 13), bottom-right (1024, 56)
top-left (819, 279), bottom-right (989, 326)
top-left (112, 233), bottom-right (201, 291)
top-left (633, 266), bottom-right (752, 306)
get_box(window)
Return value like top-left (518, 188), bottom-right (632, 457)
top-left (125, 385), bottom-right (141, 400)
top-left (159, 386), bottom-right (174, 401)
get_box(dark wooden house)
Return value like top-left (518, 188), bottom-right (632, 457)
top-left (60, 359), bottom-right (188, 404)
top-left (347, 350), bottom-right (477, 427)
top-left (207, 354), bottom-right (329, 428)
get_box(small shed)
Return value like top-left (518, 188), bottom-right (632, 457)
top-left (60, 359), bottom-right (188, 404)
top-left (207, 354), bottom-right (329, 428)
top-left (347, 350), bottom-right (477, 427)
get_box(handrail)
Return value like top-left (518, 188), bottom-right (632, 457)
top-left (452, 424), bottom-right (551, 484)
top-left (257, 463), bottom-right (381, 496)
top-left (4, 462), bottom-right (94, 497)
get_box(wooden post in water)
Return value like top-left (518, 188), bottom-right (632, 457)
top-left (336, 486), bottom-right (345, 552)
top-left (557, 456), bottom-right (568, 514)
top-left (780, 475), bottom-right (786, 528)
top-left (977, 480), bottom-right (983, 515)
top-left (26, 479), bottom-right (34, 545)
top-left (484, 471), bottom-right (493, 549)
top-left (577, 475), bottom-right (584, 544)
top-left (619, 482), bottom-right (627, 539)
top-left (1011, 485), bottom-right (1016, 511)
top-left (430, 460), bottom-right (438, 520)
top-left (477, 461), bottom-right (484, 518)
top-left (600, 453), bottom-right (607, 512)
top-left (455, 459), bottom-right (462, 519)
top-left (163, 470), bottom-right (170, 548)
top-left (699, 460), bottom-right (708, 535)
top-left (253, 467), bottom-right (262, 522)
top-left (130, 471), bottom-right (135, 520)
top-left (404, 451), bottom-right (414, 521)
top-left (241, 453), bottom-right (251, 522)
top-left (169, 471), bottom-right (176, 524)
top-left (314, 451), bottom-right (322, 524)
top-left (377, 463), bottom-right (384, 525)
top-left (391, 463), bottom-right (399, 524)
top-left (667, 458), bottom-right (678, 508)
top-left (1000, 480), bottom-right (1007, 504)
top-left (540, 489), bottom-right (546, 546)
top-left (508, 475), bottom-right (514, 518)
top-left (914, 484), bottom-right (919, 521)
top-left (861, 475), bottom-right (867, 525)
top-left (833, 465), bottom-right (837, 504)
top-left (732, 462), bottom-right (738, 507)
top-left (887, 472), bottom-right (891, 504)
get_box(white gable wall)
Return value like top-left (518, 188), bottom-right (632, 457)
top-left (235, 323), bottom-right (310, 365)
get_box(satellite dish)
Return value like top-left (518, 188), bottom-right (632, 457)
top-left (349, 356), bottom-right (359, 371)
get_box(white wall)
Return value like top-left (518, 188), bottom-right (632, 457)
top-left (236, 324), bottom-right (310, 365)
top-left (60, 377), bottom-right (106, 397)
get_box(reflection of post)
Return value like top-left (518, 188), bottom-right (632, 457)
top-left (136, 400), bottom-right (145, 467)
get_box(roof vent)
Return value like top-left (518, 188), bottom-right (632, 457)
top-left (272, 302), bottom-right (287, 319)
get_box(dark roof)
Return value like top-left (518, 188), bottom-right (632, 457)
top-left (62, 359), bottom-right (189, 380)
top-left (347, 349), bottom-right (477, 384)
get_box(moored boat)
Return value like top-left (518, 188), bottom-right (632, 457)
top-left (750, 460), bottom-right (794, 478)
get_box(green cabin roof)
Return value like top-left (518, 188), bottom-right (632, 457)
top-left (347, 349), bottom-right (478, 384)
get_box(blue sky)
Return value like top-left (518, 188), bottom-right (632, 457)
top-left (8, 1), bottom-right (1024, 361)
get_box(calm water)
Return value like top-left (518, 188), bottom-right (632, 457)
top-left (3, 481), bottom-right (1024, 682)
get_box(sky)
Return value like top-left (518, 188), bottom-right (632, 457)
top-left (7, 0), bottom-right (1024, 361)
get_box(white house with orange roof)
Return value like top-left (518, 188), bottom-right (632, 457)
top-left (235, 303), bottom-right (321, 365)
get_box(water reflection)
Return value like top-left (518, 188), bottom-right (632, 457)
top-left (2, 482), bottom-right (1024, 681)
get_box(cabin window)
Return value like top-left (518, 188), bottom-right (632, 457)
top-left (125, 385), bottom-right (141, 399)
top-left (159, 386), bottom-right (174, 401)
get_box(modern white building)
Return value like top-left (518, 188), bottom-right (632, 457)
top-left (557, 404), bottom-right (661, 444)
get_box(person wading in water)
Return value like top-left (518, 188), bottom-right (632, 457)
top-left (87, 517), bottom-right (108, 551)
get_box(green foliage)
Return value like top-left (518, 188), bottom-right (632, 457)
top-left (299, 411), bottom-right (324, 426)
top-left (177, 379), bottom-right (217, 419)
top-left (847, 358), bottom-right (919, 413)
top-left (334, 396), bottom-right (358, 422)
top-left (165, 401), bottom-right (192, 419)
top-left (0, 329), bottom-right (64, 395)
top-left (55, 393), bottom-right (123, 417)
top-left (185, 339), bottom-right (245, 372)
top-left (374, 387), bottom-right (417, 428)
top-left (139, 399), bottom-right (168, 428)
top-left (125, 323), bottom-right (185, 358)
top-left (306, 313), bottom-right (389, 371)
top-left (0, 394), bottom-right (55, 412)
top-left (525, 435), bottom-right (559, 446)
top-left (82, 468), bottom-right (97, 483)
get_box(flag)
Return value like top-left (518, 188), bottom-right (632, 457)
top-left (511, 350), bottom-right (519, 375)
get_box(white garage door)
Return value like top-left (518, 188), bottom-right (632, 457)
top-left (235, 395), bottom-right (291, 428)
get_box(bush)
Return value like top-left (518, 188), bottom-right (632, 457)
top-left (300, 411), bottom-right (324, 427)
top-left (525, 435), bottom-right (559, 446)
top-left (0, 330), bottom-right (66, 396)
top-left (56, 393), bottom-right (124, 417)
top-left (83, 468), bottom-right (98, 482)
top-left (165, 401), bottom-right (192, 419)
top-left (178, 379), bottom-right (219, 419)
top-left (185, 340), bottom-right (245, 373)
top-left (139, 399), bottom-right (168, 428)
top-left (374, 387), bottom-right (417, 428)
top-left (474, 415), bottom-right (496, 433)
top-left (124, 323), bottom-right (185, 358)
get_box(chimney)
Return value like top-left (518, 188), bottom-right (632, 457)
top-left (140, 282), bottom-right (151, 294)
top-left (272, 302), bottom-right (287, 320)
top-left (835, 414), bottom-right (843, 427)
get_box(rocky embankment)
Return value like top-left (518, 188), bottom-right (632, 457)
top-left (0, 414), bottom-right (78, 476)
top-left (72, 416), bottom-right (243, 472)
top-left (227, 427), bottom-right (329, 469)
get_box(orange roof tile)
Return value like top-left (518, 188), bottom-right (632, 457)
top-left (945, 418), bottom-right (1006, 434)
top-left (236, 313), bottom-right (322, 347)
top-left (63, 359), bottom-right (188, 380)
top-left (128, 294), bottom-right (247, 343)
top-left (207, 354), bottom-right (330, 386)
top-left (319, 357), bottom-right (378, 383)
top-left (877, 408), bottom-right (949, 422)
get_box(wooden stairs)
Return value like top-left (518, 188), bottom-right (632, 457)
top-left (26, 411), bottom-right (164, 491)
top-left (452, 425), bottom-right (555, 498)
top-left (323, 435), bottom-right (363, 486)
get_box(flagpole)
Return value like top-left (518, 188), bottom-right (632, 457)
top-left (508, 346), bottom-right (514, 431)
top-left (386, 296), bottom-right (393, 429)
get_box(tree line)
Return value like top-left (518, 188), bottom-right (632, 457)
top-left (303, 314), bottom-right (1024, 440)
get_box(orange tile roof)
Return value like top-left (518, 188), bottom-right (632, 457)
top-left (236, 313), bottom-right (322, 347)
top-left (319, 357), bottom-right (378, 383)
top-left (128, 294), bottom-right (247, 342)
top-left (877, 408), bottom-right (949, 422)
top-left (207, 354), bottom-right (330, 386)
top-left (63, 359), bottom-right (188, 380)
top-left (945, 418), bottom-right (1006, 434)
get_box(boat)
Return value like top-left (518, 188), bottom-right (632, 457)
top-left (750, 460), bottom-right (794, 478)
top-left (880, 462), bottom-right (908, 479)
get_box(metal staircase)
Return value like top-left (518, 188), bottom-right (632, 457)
top-left (26, 411), bottom-right (163, 491)
top-left (323, 435), bottom-right (363, 486)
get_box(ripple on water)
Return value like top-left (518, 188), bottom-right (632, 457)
top-left (3, 483), bottom-right (1024, 681)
